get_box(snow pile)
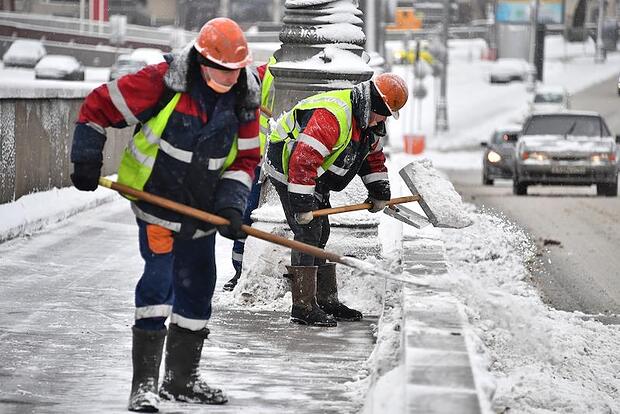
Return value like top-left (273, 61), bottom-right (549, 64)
top-left (402, 158), bottom-right (473, 229)
top-left (0, 182), bottom-right (119, 242)
top-left (440, 209), bottom-right (620, 413)
top-left (215, 178), bottom-right (387, 314)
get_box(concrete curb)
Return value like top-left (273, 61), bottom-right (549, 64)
top-left (401, 236), bottom-right (488, 413)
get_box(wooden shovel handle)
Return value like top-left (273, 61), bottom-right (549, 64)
top-left (98, 178), bottom-right (344, 264)
top-left (260, 105), bottom-right (273, 118)
top-left (311, 195), bottom-right (421, 218)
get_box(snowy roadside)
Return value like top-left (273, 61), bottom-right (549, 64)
top-left (0, 177), bottom-right (119, 243)
top-left (374, 35), bottom-right (620, 413)
top-left (360, 149), bottom-right (620, 413)
top-left (439, 206), bottom-right (620, 413)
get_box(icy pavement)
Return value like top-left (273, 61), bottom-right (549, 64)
top-left (0, 199), bottom-right (377, 414)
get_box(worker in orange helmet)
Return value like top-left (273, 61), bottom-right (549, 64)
top-left (265, 72), bottom-right (408, 327)
top-left (69, 17), bottom-right (259, 412)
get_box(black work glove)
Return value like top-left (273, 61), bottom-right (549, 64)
top-left (216, 208), bottom-right (246, 240)
top-left (70, 162), bottom-right (102, 191)
top-left (365, 196), bottom-right (390, 213)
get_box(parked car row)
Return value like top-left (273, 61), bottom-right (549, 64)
top-left (2, 38), bottom-right (166, 82)
top-left (482, 110), bottom-right (619, 197)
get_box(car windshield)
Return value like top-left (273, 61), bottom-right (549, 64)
top-left (534, 93), bottom-right (563, 103)
top-left (524, 115), bottom-right (608, 137)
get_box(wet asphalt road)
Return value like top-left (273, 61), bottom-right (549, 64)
top-left (446, 74), bottom-right (620, 323)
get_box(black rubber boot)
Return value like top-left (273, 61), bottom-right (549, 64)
top-left (159, 324), bottom-right (228, 405)
top-left (223, 269), bottom-right (241, 291)
top-left (127, 326), bottom-right (167, 413)
top-left (316, 262), bottom-right (363, 321)
top-left (288, 265), bottom-right (337, 327)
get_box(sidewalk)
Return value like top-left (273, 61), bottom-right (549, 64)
top-left (0, 198), bottom-right (377, 414)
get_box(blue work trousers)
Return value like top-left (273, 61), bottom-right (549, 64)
top-left (135, 219), bottom-right (217, 331)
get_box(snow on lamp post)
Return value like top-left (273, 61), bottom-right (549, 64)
top-left (269, 0), bottom-right (374, 116)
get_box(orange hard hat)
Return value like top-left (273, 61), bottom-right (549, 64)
top-left (194, 17), bottom-right (252, 69)
top-left (373, 73), bottom-right (408, 119)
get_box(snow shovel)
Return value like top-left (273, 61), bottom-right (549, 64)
top-left (310, 161), bottom-right (472, 229)
top-left (98, 178), bottom-right (429, 286)
top-left (395, 160), bottom-right (473, 229)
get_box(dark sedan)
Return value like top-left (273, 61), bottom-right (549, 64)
top-left (481, 125), bottom-right (521, 185)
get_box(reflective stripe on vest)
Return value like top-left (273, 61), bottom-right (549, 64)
top-left (269, 90), bottom-right (353, 175)
top-left (118, 92), bottom-right (238, 200)
top-left (259, 56), bottom-right (277, 156)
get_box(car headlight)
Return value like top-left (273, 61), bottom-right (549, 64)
top-left (590, 152), bottom-right (615, 163)
top-left (521, 151), bottom-right (548, 161)
top-left (487, 151), bottom-right (502, 163)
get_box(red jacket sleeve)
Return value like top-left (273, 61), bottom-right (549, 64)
top-left (77, 62), bottom-right (168, 129)
top-left (288, 109), bottom-right (339, 188)
top-left (71, 63), bottom-right (169, 164)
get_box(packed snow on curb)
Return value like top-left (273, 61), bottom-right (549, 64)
top-left (440, 208), bottom-right (620, 413)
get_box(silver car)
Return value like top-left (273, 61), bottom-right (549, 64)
top-left (513, 111), bottom-right (619, 196)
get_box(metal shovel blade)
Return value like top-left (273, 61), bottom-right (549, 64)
top-left (399, 160), bottom-right (473, 229)
top-left (383, 205), bottom-right (431, 229)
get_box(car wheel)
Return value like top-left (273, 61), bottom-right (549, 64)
top-left (482, 172), bottom-right (494, 186)
top-left (513, 179), bottom-right (527, 195)
top-left (596, 180), bottom-right (618, 196)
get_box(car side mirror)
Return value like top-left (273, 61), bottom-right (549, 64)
top-left (480, 142), bottom-right (488, 147)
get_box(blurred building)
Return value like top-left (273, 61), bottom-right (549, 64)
top-left (10, 0), bottom-right (285, 29)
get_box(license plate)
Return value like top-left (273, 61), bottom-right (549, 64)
top-left (550, 166), bottom-right (586, 174)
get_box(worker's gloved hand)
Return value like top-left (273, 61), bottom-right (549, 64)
top-left (70, 162), bottom-right (102, 191)
top-left (366, 196), bottom-right (389, 213)
top-left (217, 208), bottom-right (246, 240)
top-left (294, 211), bottom-right (314, 225)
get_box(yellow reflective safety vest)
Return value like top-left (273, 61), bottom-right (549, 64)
top-left (269, 89), bottom-right (352, 175)
top-left (117, 92), bottom-right (238, 201)
top-left (259, 56), bottom-right (276, 156)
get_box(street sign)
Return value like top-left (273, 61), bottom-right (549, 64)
top-left (496, 0), bottom-right (564, 24)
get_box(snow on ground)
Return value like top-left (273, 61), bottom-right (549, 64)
top-left (439, 209), bottom-right (620, 413)
top-left (387, 35), bottom-right (620, 155)
top-left (381, 35), bottom-right (620, 413)
top-left (1, 35), bottom-right (619, 413)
